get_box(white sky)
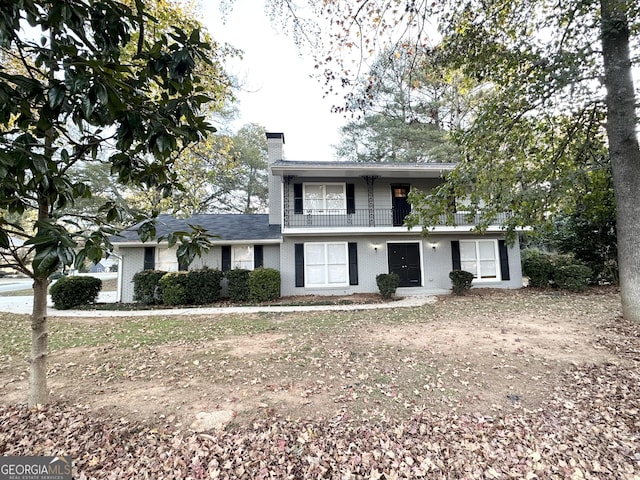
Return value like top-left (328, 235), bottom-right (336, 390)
top-left (201, 1), bottom-right (346, 161)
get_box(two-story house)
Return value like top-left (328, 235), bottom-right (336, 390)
top-left (112, 132), bottom-right (522, 302)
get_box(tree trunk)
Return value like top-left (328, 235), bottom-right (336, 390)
top-left (601, 0), bottom-right (640, 322)
top-left (29, 276), bottom-right (49, 405)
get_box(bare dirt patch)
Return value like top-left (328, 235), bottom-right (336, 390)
top-left (0, 287), bottom-right (631, 430)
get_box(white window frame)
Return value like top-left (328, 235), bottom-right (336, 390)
top-left (232, 245), bottom-right (254, 270)
top-left (304, 242), bottom-right (349, 287)
top-left (303, 183), bottom-right (346, 214)
top-left (459, 239), bottom-right (501, 282)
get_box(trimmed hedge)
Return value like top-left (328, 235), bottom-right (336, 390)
top-left (187, 268), bottom-right (224, 304)
top-left (159, 272), bottom-right (190, 306)
top-left (226, 269), bottom-right (251, 302)
top-left (449, 270), bottom-right (474, 295)
top-left (133, 270), bottom-right (166, 305)
top-left (50, 276), bottom-right (102, 310)
top-left (248, 267), bottom-right (281, 302)
top-left (376, 273), bottom-right (399, 299)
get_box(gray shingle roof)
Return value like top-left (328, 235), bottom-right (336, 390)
top-left (113, 214), bottom-right (281, 243)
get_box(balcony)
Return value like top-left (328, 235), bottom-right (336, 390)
top-left (284, 209), bottom-right (510, 229)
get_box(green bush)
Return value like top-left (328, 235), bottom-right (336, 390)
top-left (133, 270), bottom-right (166, 305)
top-left (521, 249), bottom-right (554, 287)
top-left (187, 268), bottom-right (224, 304)
top-left (554, 264), bottom-right (592, 292)
top-left (50, 276), bottom-right (102, 310)
top-left (226, 269), bottom-right (251, 302)
top-left (376, 273), bottom-right (399, 299)
top-left (159, 272), bottom-right (190, 306)
top-left (449, 270), bottom-right (474, 295)
top-left (248, 267), bottom-right (281, 302)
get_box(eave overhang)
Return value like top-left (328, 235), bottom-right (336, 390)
top-left (270, 161), bottom-right (457, 179)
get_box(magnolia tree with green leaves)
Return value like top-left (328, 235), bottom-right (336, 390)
top-left (0, 0), bottom-right (232, 405)
top-left (256, 0), bottom-right (639, 321)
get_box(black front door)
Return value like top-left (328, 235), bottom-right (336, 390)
top-left (387, 243), bottom-right (421, 287)
top-left (391, 185), bottom-right (411, 226)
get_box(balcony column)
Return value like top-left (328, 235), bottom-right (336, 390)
top-left (363, 175), bottom-right (378, 227)
top-left (283, 175), bottom-right (294, 228)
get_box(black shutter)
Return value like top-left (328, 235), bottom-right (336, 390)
top-left (221, 246), bottom-right (231, 272)
top-left (294, 183), bottom-right (303, 214)
top-left (346, 183), bottom-right (355, 214)
top-left (451, 240), bottom-right (461, 270)
top-left (295, 243), bottom-right (304, 287)
top-left (348, 242), bottom-right (358, 285)
top-left (498, 240), bottom-right (511, 281)
top-left (254, 245), bottom-right (264, 268)
top-left (143, 247), bottom-right (155, 270)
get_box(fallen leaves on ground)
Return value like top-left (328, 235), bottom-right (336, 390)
top-left (1, 359), bottom-right (638, 479)
top-left (1, 289), bottom-right (639, 478)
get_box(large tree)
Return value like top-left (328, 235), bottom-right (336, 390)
top-left (259, 0), bottom-right (640, 320)
top-left (0, 0), bottom-right (230, 405)
top-left (335, 47), bottom-right (478, 163)
top-left (122, 123), bottom-right (269, 215)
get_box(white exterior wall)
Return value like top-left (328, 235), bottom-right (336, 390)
top-left (117, 244), bottom-right (281, 303)
top-left (279, 233), bottom-right (522, 297)
top-left (118, 246), bottom-right (145, 303)
top-left (282, 177), bottom-right (443, 213)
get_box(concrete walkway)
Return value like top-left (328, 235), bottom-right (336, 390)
top-left (0, 291), bottom-right (442, 317)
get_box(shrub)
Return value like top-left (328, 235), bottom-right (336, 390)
top-left (187, 268), bottom-right (224, 304)
top-left (554, 264), bottom-right (592, 292)
top-left (376, 273), bottom-right (399, 299)
top-left (226, 269), bottom-right (251, 302)
top-left (50, 276), bottom-right (102, 310)
top-left (521, 249), bottom-right (554, 287)
top-left (248, 268), bottom-right (281, 302)
top-left (449, 270), bottom-right (474, 295)
top-left (159, 272), bottom-right (190, 306)
top-left (133, 270), bottom-right (166, 305)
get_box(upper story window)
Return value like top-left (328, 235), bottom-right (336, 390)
top-left (460, 240), bottom-right (500, 281)
top-left (303, 183), bottom-right (346, 213)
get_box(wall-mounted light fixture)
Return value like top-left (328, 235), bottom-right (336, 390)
top-left (372, 243), bottom-right (382, 252)
top-left (430, 242), bottom-right (437, 250)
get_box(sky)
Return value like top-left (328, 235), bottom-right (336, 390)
top-left (201, 1), bottom-right (347, 161)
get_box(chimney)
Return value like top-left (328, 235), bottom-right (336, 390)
top-left (266, 132), bottom-right (285, 164)
top-left (266, 132), bottom-right (285, 225)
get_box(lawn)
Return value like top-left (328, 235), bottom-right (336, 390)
top-left (0, 287), bottom-right (638, 478)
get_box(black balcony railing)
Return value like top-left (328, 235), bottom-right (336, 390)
top-left (285, 209), bottom-right (509, 228)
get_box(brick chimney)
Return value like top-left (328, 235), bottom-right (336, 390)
top-left (266, 132), bottom-right (284, 225)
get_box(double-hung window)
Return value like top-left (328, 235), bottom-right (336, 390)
top-left (232, 245), bottom-right (254, 270)
top-left (304, 242), bottom-right (348, 287)
top-left (460, 240), bottom-right (500, 281)
top-left (303, 183), bottom-right (346, 214)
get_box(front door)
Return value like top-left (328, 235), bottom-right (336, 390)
top-left (387, 243), bottom-right (422, 287)
top-left (391, 185), bottom-right (411, 226)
